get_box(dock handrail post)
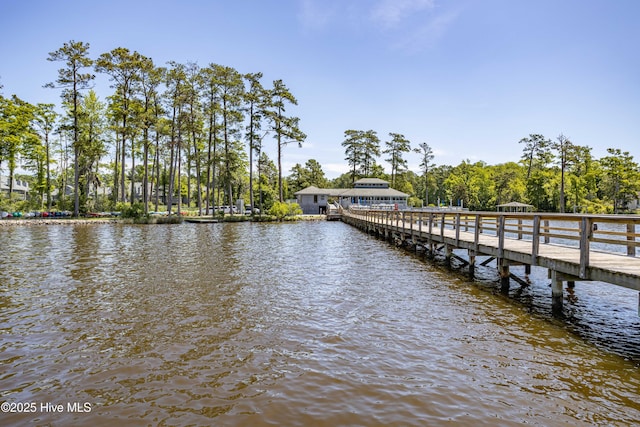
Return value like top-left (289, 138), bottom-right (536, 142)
top-left (498, 215), bottom-right (505, 259)
top-left (579, 216), bottom-right (592, 279)
top-left (473, 214), bottom-right (480, 253)
top-left (410, 211), bottom-right (414, 238)
top-left (518, 218), bottom-right (523, 240)
top-left (544, 220), bottom-right (550, 244)
top-left (627, 223), bottom-right (635, 257)
top-left (428, 212), bottom-right (433, 248)
top-left (455, 213), bottom-right (460, 247)
top-left (531, 215), bottom-right (540, 266)
top-left (440, 212), bottom-right (446, 240)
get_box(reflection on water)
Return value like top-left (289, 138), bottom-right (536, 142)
top-left (1, 222), bottom-right (640, 426)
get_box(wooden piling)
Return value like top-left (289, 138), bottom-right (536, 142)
top-left (498, 258), bottom-right (510, 293)
top-left (551, 270), bottom-right (563, 310)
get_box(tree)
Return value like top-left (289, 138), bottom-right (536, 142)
top-left (77, 90), bottom-right (107, 211)
top-left (137, 55), bottom-right (163, 214)
top-left (244, 72), bottom-right (267, 213)
top-left (361, 130), bottom-right (381, 176)
top-left (95, 47), bottom-right (145, 204)
top-left (183, 62), bottom-right (204, 214)
top-left (286, 159), bottom-right (328, 195)
top-left (414, 141), bottom-right (435, 206)
top-left (46, 40), bottom-right (95, 217)
top-left (599, 148), bottom-right (640, 213)
top-left (0, 96), bottom-right (38, 206)
top-left (200, 64), bottom-right (221, 213)
top-left (341, 129), bottom-right (381, 184)
top-left (551, 133), bottom-right (576, 213)
top-left (304, 159), bottom-right (328, 188)
top-left (33, 103), bottom-right (58, 210)
top-left (565, 145), bottom-right (597, 212)
top-left (492, 162), bottom-right (526, 207)
top-left (165, 62), bottom-right (187, 215)
top-left (214, 65), bottom-right (245, 214)
top-left (288, 163), bottom-right (308, 194)
top-left (519, 134), bottom-right (551, 179)
top-left (383, 132), bottom-right (411, 187)
top-left (266, 79), bottom-right (306, 202)
top-left (257, 151), bottom-right (278, 212)
top-left (342, 129), bottom-right (364, 184)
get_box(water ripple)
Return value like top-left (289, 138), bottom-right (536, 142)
top-left (1, 222), bottom-right (639, 426)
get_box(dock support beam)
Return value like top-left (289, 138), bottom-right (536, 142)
top-left (498, 258), bottom-right (510, 293)
top-left (444, 244), bottom-right (453, 266)
top-left (468, 250), bottom-right (476, 279)
top-left (551, 270), bottom-right (563, 313)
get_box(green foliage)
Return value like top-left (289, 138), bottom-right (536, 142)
top-left (268, 201), bottom-right (302, 220)
top-left (599, 148), bottom-right (640, 213)
top-left (407, 196), bottom-right (422, 207)
top-left (119, 202), bottom-right (144, 219)
top-left (287, 159), bottom-right (328, 195)
top-left (269, 201), bottom-right (289, 219)
top-left (288, 202), bottom-right (302, 216)
top-left (342, 129), bottom-right (381, 183)
top-left (266, 79), bottom-right (307, 202)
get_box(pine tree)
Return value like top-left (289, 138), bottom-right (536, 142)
top-left (46, 40), bottom-right (95, 216)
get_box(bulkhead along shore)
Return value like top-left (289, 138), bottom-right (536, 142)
top-left (0, 218), bottom-right (118, 226)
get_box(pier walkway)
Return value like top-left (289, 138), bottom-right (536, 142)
top-left (341, 208), bottom-right (640, 309)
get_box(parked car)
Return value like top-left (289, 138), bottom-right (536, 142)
top-left (1, 211), bottom-right (9, 219)
top-left (244, 205), bottom-right (260, 215)
top-left (209, 206), bottom-right (238, 214)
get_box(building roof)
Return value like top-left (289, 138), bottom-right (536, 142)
top-left (497, 201), bottom-right (534, 212)
top-left (354, 178), bottom-right (389, 185)
top-left (293, 186), bottom-right (334, 196)
top-left (294, 185), bottom-right (409, 198)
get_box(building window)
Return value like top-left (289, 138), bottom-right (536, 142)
top-left (314, 195), bottom-right (318, 203)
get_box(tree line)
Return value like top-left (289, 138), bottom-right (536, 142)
top-left (286, 130), bottom-right (640, 214)
top-left (1, 40), bottom-right (305, 217)
top-left (1, 40), bottom-right (639, 216)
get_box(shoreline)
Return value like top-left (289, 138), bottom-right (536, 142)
top-left (0, 214), bottom-right (328, 227)
top-left (0, 218), bottom-right (120, 226)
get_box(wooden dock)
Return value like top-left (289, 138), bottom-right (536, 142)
top-left (326, 203), bottom-right (343, 221)
top-left (341, 208), bottom-right (640, 310)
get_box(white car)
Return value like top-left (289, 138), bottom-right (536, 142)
top-left (209, 206), bottom-right (238, 214)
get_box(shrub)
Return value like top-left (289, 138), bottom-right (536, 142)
top-left (269, 201), bottom-right (289, 220)
top-left (120, 202), bottom-right (144, 219)
top-left (269, 201), bottom-right (302, 220)
top-left (287, 202), bottom-right (303, 216)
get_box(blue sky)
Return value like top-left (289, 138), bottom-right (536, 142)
top-left (1, 0), bottom-right (639, 178)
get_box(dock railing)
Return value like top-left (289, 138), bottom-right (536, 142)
top-left (345, 209), bottom-right (640, 279)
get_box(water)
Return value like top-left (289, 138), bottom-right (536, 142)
top-left (1, 221), bottom-right (639, 426)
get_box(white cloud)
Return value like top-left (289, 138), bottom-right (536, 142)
top-left (370, 0), bottom-right (435, 28)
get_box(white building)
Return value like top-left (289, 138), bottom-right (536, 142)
top-left (294, 178), bottom-right (409, 215)
top-left (0, 174), bottom-right (30, 200)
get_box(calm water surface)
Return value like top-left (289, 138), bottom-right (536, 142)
top-left (1, 221), bottom-right (639, 426)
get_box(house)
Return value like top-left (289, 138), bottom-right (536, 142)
top-left (0, 174), bottom-right (30, 200)
top-left (294, 178), bottom-right (409, 215)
